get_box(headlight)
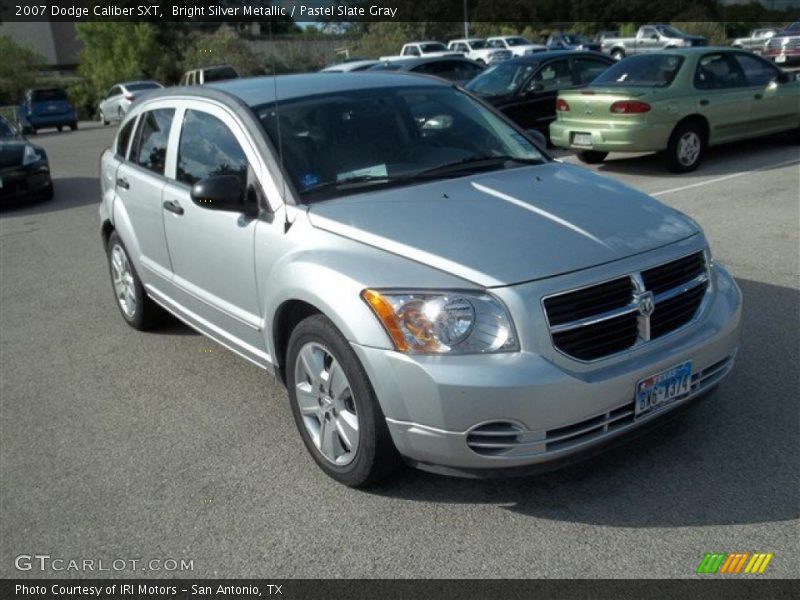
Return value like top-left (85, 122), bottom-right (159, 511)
top-left (22, 145), bottom-right (42, 166)
top-left (361, 289), bottom-right (518, 354)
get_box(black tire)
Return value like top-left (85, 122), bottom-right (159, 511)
top-left (665, 120), bottom-right (706, 173)
top-left (106, 231), bottom-right (164, 330)
top-left (577, 150), bottom-right (608, 164)
top-left (286, 314), bottom-right (401, 487)
top-left (56, 125), bottom-right (63, 132)
top-left (70, 122), bottom-right (78, 131)
top-left (611, 48), bottom-right (625, 61)
top-left (42, 182), bottom-right (54, 201)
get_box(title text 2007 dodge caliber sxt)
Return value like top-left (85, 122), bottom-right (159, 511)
top-left (99, 73), bottom-right (741, 486)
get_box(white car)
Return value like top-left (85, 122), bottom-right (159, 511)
top-left (732, 28), bottom-right (779, 55)
top-left (486, 36), bottom-right (547, 57)
top-left (380, 42), bottom-right (461, 61)
top-left (447, 38), bottom-right (512, 65)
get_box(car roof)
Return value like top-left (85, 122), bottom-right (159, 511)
top-left (119, 80), bottom-right (160, 87)
top-left (406, 41), bottom-right (445, 45)
top-left (450, 38), bottom-right (485, 43)
top-left (499, 50), bottom-right (612, 64)
top-left (184, 72), bottom-right (449, 107)
top-left (372, 56), bottom-right (480, 69)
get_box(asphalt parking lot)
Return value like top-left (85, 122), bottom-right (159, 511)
top-left (1, 121), bottom-right (798, 579)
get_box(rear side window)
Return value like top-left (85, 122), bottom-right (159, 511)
top-left (694, 53), bottom-right (746, 89)
top-left (573, 57), bottom-right (611, 85)
top-left (203, 67), bottom-right (238, 83)
top-left (116, 118), bottom-right (136, 158)
top-left (732, 53), bottom-right (780, 87)
top-left (531, 59), bottom-right (573, 92)
top-left (131, 108), bottom-right (175, 175)
top-left (176, 110), bottom-right (248, 187)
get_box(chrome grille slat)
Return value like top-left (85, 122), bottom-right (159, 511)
top-left (543, 251), bottom-right (710, 361)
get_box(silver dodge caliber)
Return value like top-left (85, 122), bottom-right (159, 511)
top-left (99, 73), bottom-right (742, 486)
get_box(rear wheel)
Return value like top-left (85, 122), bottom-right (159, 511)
top-left (69, 122), bottom-right (77, 131)
top-left (106, 231), bottom-right (164, 330)
top-left (56, 125), bottom-right (63, 132)
top-left (665, 121), bottom-right (706, 173)
top-left (286, 314), bottom-right (401, 487)
top-left (577, 150), bottom-right (608, 164)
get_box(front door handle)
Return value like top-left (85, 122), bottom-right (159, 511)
top-left (162, 200), bottom-right (184, 216)
top-left (116, 177), bottom-right (130, 190)
top-left (699, 99), bottom-right (709, 106)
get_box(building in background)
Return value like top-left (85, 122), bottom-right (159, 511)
top-left (0, 22), bottom-right (81, 73)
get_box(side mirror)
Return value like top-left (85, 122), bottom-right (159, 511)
top-left (650, 34), bottom-right (659, 40)
top-left (190, 175), bottom-right (249, 213)
top-left (525, 129), bottom-right (547, 146)
top-left (526, 82), bottom-right (544, 94)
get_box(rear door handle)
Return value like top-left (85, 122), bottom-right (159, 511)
top-left (116, 177), bottom-right (129, 190)
top-left (699, 99), bottom-right (709, 106)
top-left (162, 200), bottom-right (184, 216)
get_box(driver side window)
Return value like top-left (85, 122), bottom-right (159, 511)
top-left (176, 110), bottom-right (248, 187)
top-left (530, 59), bottom-right (572, 92)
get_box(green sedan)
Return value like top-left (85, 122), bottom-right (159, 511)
top-left (549, 48), bottom-right (800, 172)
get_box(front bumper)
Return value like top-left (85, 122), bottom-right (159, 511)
top-left (353, 262), bottom-right (741, 474)
top-left (549, 119), bottom-right (672, 153)
top-left (0, 165), bottom-right (52, 202)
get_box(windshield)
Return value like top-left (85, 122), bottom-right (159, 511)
top-left (465, 62), bottom-right (537, 96)
top-left (0, 117), bottom-right (15, 137)
top-left (505, 37), bottom-right (531, 46)
top-left (254, 86), bottom-right (545, 201)
top-left (420, 43), bottom-right (447, 53)
top-left (368, 62), bottom-right (404, 71)
top-left (592, 54), bottom-right (684, 88)
top-left (31, 89), bottom-right (67, 102)
top-left (656, 25), bottom-right (688, 37)
top-left (204, 67), bottom-right (238, 82)
top-left (126, 82), bottom-right (161, 92)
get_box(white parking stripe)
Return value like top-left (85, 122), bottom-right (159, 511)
top-left (652, 158), bottom-right (800, 197)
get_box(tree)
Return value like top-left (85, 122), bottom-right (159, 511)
top-left (181, 26), bottom-right (264, 76)
top-left (75, 23), bottom-right (166, 98)
top-left (0, 36), bottom-right (46, 105)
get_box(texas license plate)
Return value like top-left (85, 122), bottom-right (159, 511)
top-left (775, 55), bottom-right (787, 63)
top-left (573, 133), bottom-right (592, 147)
top-left (635, 360), bottom-right (692, 416)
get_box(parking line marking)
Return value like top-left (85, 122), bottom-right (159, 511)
top-left (652, 158), bottom-right (800, 197)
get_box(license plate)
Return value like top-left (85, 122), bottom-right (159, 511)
top-left (47, 104), bottom-right (58, 112)
top-left (776, 55), bottom-right (787, 63)
top-left (573, 133), bottom-right (592, 147)
top-left (635, 360), bottom-right (692, 416)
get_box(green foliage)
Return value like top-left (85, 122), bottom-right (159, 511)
top-left (75, 23), bottom-right (168, 113)
top-left (0, 36), bottom-right (46, 105)
top-left (181, 26), bottom-right (264, 76)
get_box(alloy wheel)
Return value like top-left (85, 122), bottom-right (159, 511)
top-left (677, 131), bottom-right (701, 167)
top-left (293, 342), bottom-right (359, 466)
top-left (110, 244), bottom-right (136, 319)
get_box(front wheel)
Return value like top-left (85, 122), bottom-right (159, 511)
top-left (106, 231), bottom-right (164, 330)
top-left (286, 314), bottom-right (401, 487)
top-left (665, 122), bottom-right (706, 173)
top-left (611, 49), bottom-right (625, 61)
top-left (69, 122), bottom-right (78, 131)
top-left (577, 150), bottom-right (608, 164)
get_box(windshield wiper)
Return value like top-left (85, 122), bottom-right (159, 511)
top-left (302, 174), bottom-right (402, 194)
top-left (413, 154), bottom-right (542, 178)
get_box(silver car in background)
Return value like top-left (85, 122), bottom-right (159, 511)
top-left (99, 73), bottom-right (741, 487)
top-left (98, 81), bottom-right (163, 124)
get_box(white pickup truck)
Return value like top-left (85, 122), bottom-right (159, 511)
top-left (380, 42), bottom-right (461, 61)
top-left (447, 38), bottom-right (511, 65)
top-left (601, 24), bottom-right (707, 60)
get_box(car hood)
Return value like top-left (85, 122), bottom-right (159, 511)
top-left (0, 139), bottom-right (27, 168)
top-left (307, 163), bottom-right (699, 287)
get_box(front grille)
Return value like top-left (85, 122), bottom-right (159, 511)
top-left (767, 36), bottom-right (800, 50)
top-left (543, 251), bottom-right (709, 361)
